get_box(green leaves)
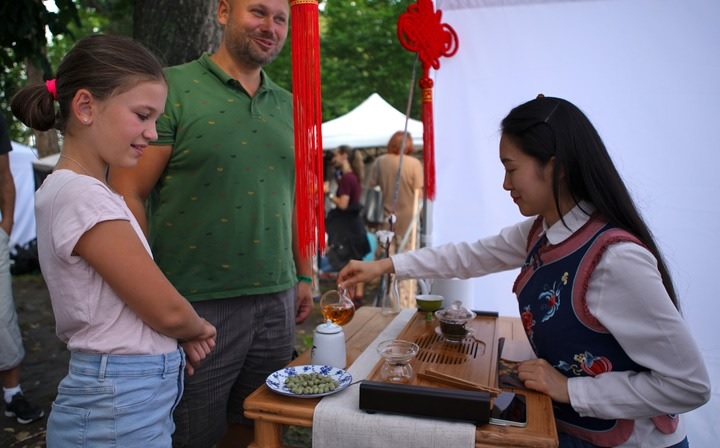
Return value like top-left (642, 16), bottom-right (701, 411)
top-left (263, 0), bottom-right (421, 124)
top-left (320, 0), bottom-right (420, 122)
top-left (0, 0), bottom-right (80, 77)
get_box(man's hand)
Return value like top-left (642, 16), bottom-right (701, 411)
top-left (295, 282), bottom-right (314, 324)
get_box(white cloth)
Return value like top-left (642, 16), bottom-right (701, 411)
top-left (0, 228), bottom-right (24, 370)
top-left (313, 308), bottom-right (476, 448)
top-left (35, 170), bottom-right (177, 355)
top-left (392, 202), bottom-right (711, 448)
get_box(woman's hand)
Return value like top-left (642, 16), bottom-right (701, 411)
top-left (517, 358), bottom-right (570, 403)
top-left (337, 258), bottom-right (394, 291)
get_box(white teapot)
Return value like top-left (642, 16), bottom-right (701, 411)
top-left (311, 320), bottom-right (346, 369)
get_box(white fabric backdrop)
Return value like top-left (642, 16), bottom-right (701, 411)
top-left (430, 0), bottom-right (719, 445)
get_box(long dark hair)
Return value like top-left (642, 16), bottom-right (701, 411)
top-left (337, 145), bottom-right (364, 183)
top-left (501, 96), bottom-right (679, 309)
top-left (11, 34), bottom-right (166, 133)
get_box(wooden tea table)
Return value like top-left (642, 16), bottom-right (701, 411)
top-left (244, 306), bottom-right (558, 448)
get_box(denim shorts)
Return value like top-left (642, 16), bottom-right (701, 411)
top-left (46, 348), bottom-right (185, 448)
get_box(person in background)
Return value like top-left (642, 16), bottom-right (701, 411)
top-left (324, 145), bottom-right (371, 306)
top-left (367, 131), bottom-right (423, 307)
top-left (108, 1), bottom-right (313, 446)
top-left (0, 114), bottom-right (44, 426)
top-left (11, 34), bottom-right (216, 447)
top-left (338, 96), bottom-right (711, 448)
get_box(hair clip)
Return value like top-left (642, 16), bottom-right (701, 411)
top-left (536, 93), bottom-right (545, 99)
top-left (544, 102), bottom-right (560, 123)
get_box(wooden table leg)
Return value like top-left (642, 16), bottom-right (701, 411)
top-left (247, 420), bottom-right (287, 448)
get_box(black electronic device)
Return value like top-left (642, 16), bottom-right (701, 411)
top-left (488, 391), bottom-right (527, 427)
top-left (358, 380), bottom-right (491, 425)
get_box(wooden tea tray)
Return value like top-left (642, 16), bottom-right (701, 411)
top-left (366, 311), bottom-right (500, 390)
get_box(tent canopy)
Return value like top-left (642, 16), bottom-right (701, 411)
top-left (322, 93), bottom-right (423, 150)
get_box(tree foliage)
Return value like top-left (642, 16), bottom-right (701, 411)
top-left (262, 0), bottom-right (421, 123)
top-left (1, 0), bottom-right (81, 143)
top-left (0, 0), bottom-right (132, 145)
top-left (0, 0), bottom-right (81, 77)
top-left (319, 0), bottom-right (421, 121)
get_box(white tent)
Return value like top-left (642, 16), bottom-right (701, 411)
top-left (428, 0), bottom-right (718, 445)
top-left (322, 93), bottom-right (423, 150)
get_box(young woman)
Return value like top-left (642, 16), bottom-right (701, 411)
top-left (11, 34), bottom-right (216, 447)
top-left (325, 145), bottom-right (371, 305)
top-left (337, 96), bottom-right (711, 448)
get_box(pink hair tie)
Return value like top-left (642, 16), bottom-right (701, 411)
top-left (45, 79), bottom-right (58, 100)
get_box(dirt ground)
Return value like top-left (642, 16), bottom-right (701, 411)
top-left (2, 272), bottom-right (366, 448)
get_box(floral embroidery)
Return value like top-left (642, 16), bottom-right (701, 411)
top-left (537, 271), bottom-right (568, 322)
top-left (556, 351), bottom-right (613, 376)
top-left (521, 304), bottom-right (536, 346)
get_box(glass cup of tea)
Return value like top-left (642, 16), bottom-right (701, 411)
top-left (376, 339), bottom-right (419, 384)
top-left (319, 289), bottom-right (355, 326)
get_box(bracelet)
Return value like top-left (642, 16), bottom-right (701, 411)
top-left (297, 275), bottom-right (313, 285)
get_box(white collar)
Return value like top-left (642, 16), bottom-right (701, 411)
top-left (542, 201), bottom-right (596, 245)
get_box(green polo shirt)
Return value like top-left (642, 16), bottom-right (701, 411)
top-left (150, 53), bottom-right (296, 301)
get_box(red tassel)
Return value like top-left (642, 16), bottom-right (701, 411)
top-left (291, 0), bottom-right (324, 258)
top-left (421, 85), bottom-right (435, 200)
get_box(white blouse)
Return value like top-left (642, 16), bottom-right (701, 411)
top-left (391, 203), bottom-right (710, 447)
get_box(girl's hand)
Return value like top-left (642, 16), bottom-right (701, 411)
top-left (181, 338), bottom-right (215, 376)
top-left (517, 358), bottom-right (570, 404)
top-left (182, 319), bottom-right (216, 376)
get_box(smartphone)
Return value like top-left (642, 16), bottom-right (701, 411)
top-left (488, 392), bottom-right (527, 427)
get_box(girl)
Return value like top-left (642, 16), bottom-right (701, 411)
top-left (11, 34), bottom-right (216, 447)
top-left (337, 96), bottom-right (711, 448)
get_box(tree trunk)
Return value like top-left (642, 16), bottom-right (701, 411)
top-left (133, 0), bottom-right (222, 66)
top-left (26, 61), bottom-right (60, 158)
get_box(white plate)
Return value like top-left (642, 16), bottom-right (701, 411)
top-left (266, 364), bottom-right (353, 398)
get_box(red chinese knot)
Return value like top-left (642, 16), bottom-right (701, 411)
top-left (397, 0), bottom-right (459, 200)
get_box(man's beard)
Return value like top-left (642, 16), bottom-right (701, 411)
top-left (226, 25), bottom-right (284, 68)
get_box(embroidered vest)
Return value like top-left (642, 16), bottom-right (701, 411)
top-left (513, 215), bottom-right (678, 447)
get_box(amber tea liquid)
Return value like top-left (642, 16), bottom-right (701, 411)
top-left (322, 303), bottom-right (355, 326)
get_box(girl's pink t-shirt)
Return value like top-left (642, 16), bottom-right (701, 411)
top-left (35, 170), bottom-right (177, 354)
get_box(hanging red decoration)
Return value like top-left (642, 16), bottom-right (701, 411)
top-left (290, 0), bottom-right (325, 259)
top-left (397, 0), bottom-right (459, 200)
